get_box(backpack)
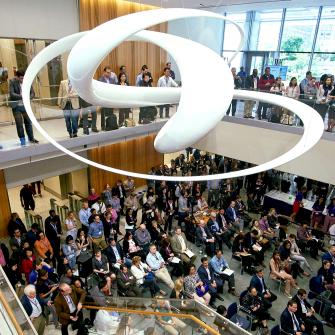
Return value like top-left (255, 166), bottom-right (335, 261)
top-left (105, 114), bottom-right (118, 131)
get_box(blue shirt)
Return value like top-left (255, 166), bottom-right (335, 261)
top-left (79, 208), bottom-right (91, 227)
top-left (146, 251), bottom-right (164, 271)
top-left (210, 255), bottom-right (228, 274)
top-left (88, 221), bottom-right (104, 238)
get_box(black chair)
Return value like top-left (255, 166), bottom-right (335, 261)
top-left (226, 302), bottom-right (251, 330)
top-left (271, 325), bottom-right (280, 335)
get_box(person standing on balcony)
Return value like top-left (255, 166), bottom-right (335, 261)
top-left (226, 67), bottom-right (242, 116)
top-left (9, 70), bottom-right (39, 146)
top-left (58, 78), bottom-right (80, 138)
top-left (157, 67), bottom-right (178, 119)
top-left (244, 69), bottom-right (259, 118)
top-left (257, 67), bottom-right (275, 120)
top-left (98, 66), bottom-right (118, 130)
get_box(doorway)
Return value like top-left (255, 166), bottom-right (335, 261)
top-left (244, 52), bottom-right (269, 76)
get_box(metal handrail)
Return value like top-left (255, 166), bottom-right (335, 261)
top-left (0, 266), bottom-right (37, 335)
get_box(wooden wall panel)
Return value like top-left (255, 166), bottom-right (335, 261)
top-left (88, 134), bottom-right (163, 193)
top-left (0, 170), bottom-right (11, 238)
top-left (79, 0), bottom-right (167, 85)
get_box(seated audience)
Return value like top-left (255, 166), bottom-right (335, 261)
top-left (92, 249), bottom-right (116, 295)
top-left (280, 300), bottom-right (306, 335)
top-left (170, 226), bottom-right (196, 264)
top-left (146, 244), bottom-right (174, 289)
top-left (160, 238), bottom-right (184, 277)
top-left (116, 265), bottom-right (142, 297)
top-left (155, 297), bottom-right (188, 335)
top-left (184, 264), bottom-right (211, 305)
top-left (293, 288), bottom-right (325, 335)
top-left (197, 256), bottom-right (223, 308)
top-left (241, 286), bottom-right (272, 329)
top-left (250, 267), bottom-right (277, 309)
top-left (269, 251), bottom-right (298, 299)
top-left (210, 249), bottom-right (238, 296)
top-left (195, 220), bottom-right (215, 256)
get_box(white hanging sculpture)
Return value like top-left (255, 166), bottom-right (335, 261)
top-left (22, 8), bottom-right (324, 181)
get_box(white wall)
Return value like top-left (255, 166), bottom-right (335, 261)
top-left (0, 0), bottom-right (79, 40)
top-left (194, 121), bottom-right (335, 185)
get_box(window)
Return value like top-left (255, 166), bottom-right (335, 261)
top-left (280, 8), bottom-right (319, 52)
top-left (222, 13), bottom-right (246, 51)
top-left (310, 53), bottom-right (335, 79)
top-left (314, 7), bottom-right (335, 52)
top-left (253, 10), bottom-right (283, 51)
top-left (222, 51), bottom-right (243, 69)
top-left (280, 52), bottom-right (311, 82)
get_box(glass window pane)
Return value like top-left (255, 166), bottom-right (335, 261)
top-left (314, 7), bottom-right (335, 52)
top-left (281, 8), bottom-right (319, 52)
top-left (257, 21), bottom-right (281, 51)
top-left (222, 51), bottom-right (243, 69)
top-left (280, 52), bottom-right (311, 82)
top-left (223, 12), bottom-right (246, 51)
top-left (310, 53), bottom-right (335, 79)
top-left (250, 10), bottom-right (282, 51)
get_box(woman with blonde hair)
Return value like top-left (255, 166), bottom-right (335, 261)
top-left (130, 255), bottom-right (163, 297)
top-left (64, 211), bottom-right (77, 240)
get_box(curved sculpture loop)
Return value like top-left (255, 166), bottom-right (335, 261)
top-left (22, 8), bottom-right (324, 181)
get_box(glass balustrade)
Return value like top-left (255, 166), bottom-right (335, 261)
top-left (82, 295), bottom-right (251, 335)
top-left (0, 266), bottom-right (37, 335)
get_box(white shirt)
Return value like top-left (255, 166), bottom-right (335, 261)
top-left (28, 298), bottom-right (42, 318)
top-left (177, 235), bottom-right (187, 252)
top-left (157, 75), bottom-right (178, 88)
top-left (92, 202), bottom-right (106, 214)
top-left (64, 295), bottom-right (76, 313)
top-left (131, 262), bottom-right (148, 285)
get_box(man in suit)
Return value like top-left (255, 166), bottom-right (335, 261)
top-left (57, 78), bottom-right (80, 138)
top-left (250, 267), bottom-right (277, 310)
top-left (280, 300), bottom-right (306, 335)
top-left (54, 283), bottom-right (87, 335)
top-left (98, 66), bottom-right (117, 130)
top-left (21, 284), bottom-right (47, 335)
top-left (243, 230), bottom-right (265, 266)
top-left (105, 238), bottom-right (129, 269)
top-left (112, 180), bottom-right (126, 213)
top-left (293, 289), bottom-right (324, 335)
top-left (9, 70), bottom-right (38, 146)
top-left (244, 69), bottom-right (259, 118)
top-left (164, 197), bottom-right (175, 232)
top-left (170, 226), bottom-right (196, 264)
top-left (45, 210), bottom-right (62, 260)
top-left (226, 201), bottom-right (243, 232)
top-left (322, 245), bottom-right (335, 273)
top-left (195, 220), bottom-right (215, 256)
top-left (216, 208), bottom-right (235, 248)
top-left (197, 257), bottom-right (224, 308)
top-left (117, 265), bottom-right (142, 297)
top-left (9, 228), bottom-right (25, 256)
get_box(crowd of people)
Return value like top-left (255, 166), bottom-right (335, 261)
top-left (230, 66), bottom-right (335, 130)
top-left (3, 59), bottom-right (335, 148)
top-left (0, 150), bottom-right (334, 335)
top-left (3, 62), bottom-right (178, 146)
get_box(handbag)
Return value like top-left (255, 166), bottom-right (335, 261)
top-left (196, 284), bottom-right (209, 297)
top-left (146, 271), bottom-right (155, 281)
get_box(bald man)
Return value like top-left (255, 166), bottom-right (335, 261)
top-left (54, 283), bottom-right (87, 335)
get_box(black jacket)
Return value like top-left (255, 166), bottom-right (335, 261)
top-left (280, 307), bottom-right (304, 335)
top-left (105, 243), bottom-right (124, 265)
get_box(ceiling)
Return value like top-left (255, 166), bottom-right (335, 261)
top-left (128, 0), bottom-right (334, 11)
